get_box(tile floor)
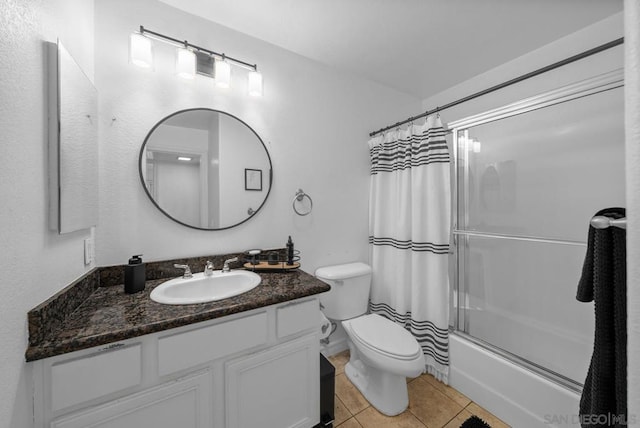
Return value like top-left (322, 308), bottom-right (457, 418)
top-left (327, 351), bottom-right (510, 428)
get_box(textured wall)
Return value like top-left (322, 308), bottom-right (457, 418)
top-left (94, 0), bottom-right (421, 271)
top-left (0, 1), bottom-right (94, 427)
top-left (624, 0), bottom-right (640, 423)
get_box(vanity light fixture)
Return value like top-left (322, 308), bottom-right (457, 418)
top-left (248, 70), bottom-right (263, 97)
top-left (177, 156), bottom-right (192, 161)
top-left (129, 32), bottom-right (153, 68)
top-left (131, 26), bottom-right (262, 97)
top-left (215, 57), bottom-right (231, 88)
top-left (175, 46), bottom-right (196, 79)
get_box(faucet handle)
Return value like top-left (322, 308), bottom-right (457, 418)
top-left (204, 260), bottom-right (215, 276)
top-left (173, 264), bottom-right (192, 279)
top-left (222, 257), bottom-right (239, 272)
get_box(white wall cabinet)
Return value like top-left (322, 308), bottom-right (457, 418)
top-left (32, 297), bottom-right (320, 428)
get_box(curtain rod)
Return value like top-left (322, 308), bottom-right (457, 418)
top-left (369, 37), bottom-right (624, 137)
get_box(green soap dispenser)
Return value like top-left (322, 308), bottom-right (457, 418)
top-left (125, 255), bottom-right (146, 294)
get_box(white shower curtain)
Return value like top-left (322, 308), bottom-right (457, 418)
top-left (368, 115), bottom-right (451, 382)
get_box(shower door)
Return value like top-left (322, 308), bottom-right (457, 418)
top-left (450, 70), bottom-right (625, 389)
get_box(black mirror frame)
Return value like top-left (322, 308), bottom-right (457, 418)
top-left (138, 108), bottom-right (273, 231)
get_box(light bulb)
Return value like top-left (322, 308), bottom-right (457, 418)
top-left (130, 33), bottom-right (152, 68)
top-left (473, 140), bottom-right (482, 153)
top-left (175, 48), bottom-right (196, 79)
top-left (248, 70), bottom-right (263, 97)
top-left (215, 59), bottom-right (231, 88)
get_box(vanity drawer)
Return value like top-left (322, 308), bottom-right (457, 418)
top-left (276, 298), bottom-right (319, 339)
top-left (51, 343), bottom-right (142, 412)
top-left (158, 312), bottom-right (268, 376)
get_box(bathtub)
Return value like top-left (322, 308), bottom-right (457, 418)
top-left (450, 333), bottom-right (583, 428)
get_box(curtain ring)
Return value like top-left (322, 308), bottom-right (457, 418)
top-left (293, 189), bottom-right (313, 216)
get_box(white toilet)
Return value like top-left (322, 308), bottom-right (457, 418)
top-left (315, 262), bottom-right (425, 416)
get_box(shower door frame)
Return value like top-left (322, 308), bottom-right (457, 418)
top-left (449, 69), bottom-right (624, 393)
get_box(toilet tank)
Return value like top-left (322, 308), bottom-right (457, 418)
top-left (315, 262), bottom-right (372, 320)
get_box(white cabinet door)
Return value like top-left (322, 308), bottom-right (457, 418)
top-left (51, 370), bottom-right (212, 428)
top-left (225, 335), bottom-right (319, 428)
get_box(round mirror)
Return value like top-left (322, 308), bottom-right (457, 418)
top-left (139, 108), bottom-right (272, 230)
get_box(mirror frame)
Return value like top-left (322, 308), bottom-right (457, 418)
top-left (138, 108), bottom-right (273, 231)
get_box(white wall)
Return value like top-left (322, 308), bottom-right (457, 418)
top-left (0, 1), bottom-right (95, 427)
top-left (421, 13), bottom-right (623, 123)
top-left (624, 0), bottom-right (640, 424)
top-left (94, 0), bottom-right (420, 270)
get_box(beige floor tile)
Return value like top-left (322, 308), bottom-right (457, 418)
top-left (335, 373), bottom-right (370, 415)
top-left (421, 374), bottom-right (471, 408)
top-left (407, 377), bottom-right (464, 428)
top-left (335, 395), bottom-right (352, 426)
top-left (355, 406), bottom-right (427, 428)
top-left (338, 417), bottom-right (364, 428)
top-left (466, 402), bottom-right (511, 428)
top-left (442, 409), bottom-right (473, 428)
top-left (328, 350), bottom-right (350, 376)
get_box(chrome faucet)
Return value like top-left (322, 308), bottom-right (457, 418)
top-left (222, 257), bottom-right (238, 273)
top-left (204, 260), bottom-right (215, 276)
top-left (173, 264), bottom-right (192, 279)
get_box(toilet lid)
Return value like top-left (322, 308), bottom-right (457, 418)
top-left (350, 314), bottom-right (421, 359)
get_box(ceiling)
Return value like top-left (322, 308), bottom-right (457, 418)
top-left (159, 0), bottom-right (622, 99)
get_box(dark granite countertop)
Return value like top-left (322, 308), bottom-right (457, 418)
top-left (26, 268), bottom-right (330, 362)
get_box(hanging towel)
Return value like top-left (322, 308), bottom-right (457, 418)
top-left (577, 207), bottom-right (626, 428)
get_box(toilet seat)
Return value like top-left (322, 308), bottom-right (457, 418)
top-left (349, 314), bottom-right (422, 361)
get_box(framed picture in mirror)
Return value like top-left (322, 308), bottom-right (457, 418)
top-left (245, 169), bottom-right (262, 191)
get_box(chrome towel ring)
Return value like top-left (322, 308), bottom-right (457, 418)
top-left (293, 189), bottom-right (313, 216)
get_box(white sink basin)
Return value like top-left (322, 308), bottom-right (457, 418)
top-left (150, 270), bottom-right (262, 305)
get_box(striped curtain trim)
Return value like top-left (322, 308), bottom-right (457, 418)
top-left (370, 140), bottom-right (450, 174)
top-left (369, 236), bottom-right (449, 254)
top-left (370, 301), bottom-right (449, 366)
top-left (370, 139), bottom-right (448, 155)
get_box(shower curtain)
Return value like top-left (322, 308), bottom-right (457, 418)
top-left (368, 115), bottom-right (451, 382)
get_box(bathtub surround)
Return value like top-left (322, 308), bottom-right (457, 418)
top-left (367, 115), bottom-right (451, 382)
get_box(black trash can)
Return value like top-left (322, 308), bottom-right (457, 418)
top-left (316, 354), bottom-right (335, 427)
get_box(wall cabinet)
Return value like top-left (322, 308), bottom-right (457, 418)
top-left (32, 297), bottom-right (320, 428)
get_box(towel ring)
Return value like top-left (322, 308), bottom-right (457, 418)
top-left (293, 189), bottom-right (313, 216)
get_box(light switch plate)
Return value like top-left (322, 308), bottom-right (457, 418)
top-left (84, 238), bottom-right (94, 265)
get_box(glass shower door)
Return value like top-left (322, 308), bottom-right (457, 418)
top-left (452, 71), bottom-right (625, 387)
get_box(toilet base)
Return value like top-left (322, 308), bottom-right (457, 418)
top-left (344, 357), bottom-right (410, 416)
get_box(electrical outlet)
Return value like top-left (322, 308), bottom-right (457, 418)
top-left (84, 238), bottom-right (94, 265)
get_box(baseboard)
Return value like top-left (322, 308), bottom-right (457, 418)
top-left (320, 337), bottom-right (348, 357)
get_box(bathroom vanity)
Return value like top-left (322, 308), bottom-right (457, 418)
top-left (27, 260), bottom-right (329, 428)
